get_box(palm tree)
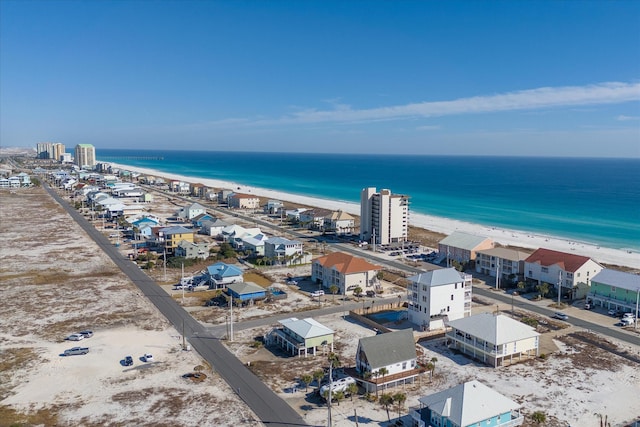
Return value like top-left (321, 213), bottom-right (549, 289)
top-left (425, 362), bottom-right (435, 381)
top-left (517, 281), bottom-right (527, 292)
top-left (333, 390), bottom-right (345, 406)
top-left (379, 393), bottom-right (394, 422)
top-left (301, 374), bottom-right (313, 392)
top-left (378, 367), bottom-right (389, 392)
top-left (353, 286), bottom-right (363, 297)
top-left (313, 370), bottom-right (324, 392)
top-left (537, 282), bottom-right (550, 298)
top-left (329, 284), bottom-right (339, 302)
top-left (531, 411), bottom-right (546, 424)
top-left (371, 370), bottom-right (381, 397)
top-left (346, 382), bottom-right (358, 401)
top-left (393, 392), bottom-right (407, 421)
top-left (430, 357), bottom-right (438, 375)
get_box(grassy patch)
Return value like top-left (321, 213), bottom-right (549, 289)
top-left (0, 405), bottom-right (59, 427)
top-left (0, 348), bottom-right (40, 401)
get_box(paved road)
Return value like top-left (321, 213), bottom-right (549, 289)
top-left (44, 184), bottom-right (309, 427)
top-left (151, 187), bottom-right (640, 347)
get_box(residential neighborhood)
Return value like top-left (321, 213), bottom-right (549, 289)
top-left (1, 151), bottom-right (639, 427)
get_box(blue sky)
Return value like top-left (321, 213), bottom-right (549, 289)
top-left (1, 0), bottom-right (639, 157)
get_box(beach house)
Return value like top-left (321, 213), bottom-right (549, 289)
top-left (200, 218), bottom-right (230, 237)
top-left (264, 237), bottom-right (304, 265)
top-left (407, 268), bottom-right (472, 331)
top-left (158, 226), bottom-right (195, 254)
top-left (446, 313), bottom-right (540, 367)
top-left (410, 380), bottom-right (524, 427)
top-left (298, 208), bottom-right (332, 230)
top-left (438, 231), bottom-right (494, 266)
top-left (588, 269), bottom-right (640, 315)
top-left (206, 262), bottom-right (244, 288)
top-left (524, 248), bottom-right (603, 300)
top-left (226, 282), bottom-right (267, 303)
top-left (360, 187), bottom-right (409, 245)
top-left (176, 202), bottom-right (207, 220)
top-left (228, 193), bottom-right (260, 210)
top-left (323, 210), bottom-right (355, 236)
top-left (265, 317), bottom-right (334, 357)
top-left (311, 252), bottom-right (382, 295)
top-left (175, 240), bottom-right (209, 260)
top-left (355, 329), bottom-right (419, 393)
top-left (475, 247), bottom-right (532, 286)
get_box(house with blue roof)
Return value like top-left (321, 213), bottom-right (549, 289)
top-left (206, 262), bottom-right (244, 288)
top-left (264, 237), bottom-right (304, 265)
top-left (410, 380), bottom-right (524, 427)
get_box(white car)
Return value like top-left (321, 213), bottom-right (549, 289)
top-left (286, 279), bottom-right (298, 285)
top-left (142, 353), bottom-right (154, 362)
top-left (622, 313), bottom-right (635, 319)
top-left (67, 333), bottom-right (85, 341)
top-left (320, 376), bottom-right (356, 396)
top-left (310, 290), bottom-right (325, 298)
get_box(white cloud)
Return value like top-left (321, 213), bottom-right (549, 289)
top-left (188, 81), bottom-right (640, 129)
top-left (616, 114), bottom-right (640, 121)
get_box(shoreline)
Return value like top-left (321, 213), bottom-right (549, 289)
top-left (111, 162), bottom-right (640, 270)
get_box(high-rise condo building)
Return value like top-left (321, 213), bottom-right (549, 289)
top-left (36, 142), bottom-right (65, 161)
top-left (74, 144), bottom-right (96, 168)
top-left (360, 187), bottom-right (409, 245)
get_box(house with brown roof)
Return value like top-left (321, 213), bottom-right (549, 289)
top-left (476, 247), bottom-right (532, 286)
top-left (228, 193), bottom-right (260, 209)
top-left (323, 210), bottom-right (355, 235)
top-left (438, 231), bottom-right (494, 266)
top-left (311, 251), bottom-right (382, 294)
top-left (524, 248), bottom-right (603, 299)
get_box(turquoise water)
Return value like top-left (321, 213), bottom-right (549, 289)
top-left (97, 149), bottom-right (640, 251)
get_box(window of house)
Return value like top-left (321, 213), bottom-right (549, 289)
top-left (541, 267), bottom-right (548, 273)
top-left (447, 306), bottom-right (450, 312)
top-left (451, 294), bottom-right (454, 301)
top-left (611, 286), bottom-right (616, 292)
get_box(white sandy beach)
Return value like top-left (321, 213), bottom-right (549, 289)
top-left (112, 163), bottom-right (640, 270)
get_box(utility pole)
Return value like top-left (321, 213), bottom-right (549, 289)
top-left (557, 271), bottom-right (562, 306)
top-left (327, 358), bottom-right (333, 427)
top-left (495, 259), bottom-right (500, 290)
top-left (163, 248), bottom-right (167, 282)
top-left (229, 294), bottom-right (234, 342)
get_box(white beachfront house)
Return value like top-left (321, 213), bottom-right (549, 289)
top-left (410, 380), bottom-right (524, 427)
top-left (524, 248), bottom-right (603, 299)
top-left (446, 313), bottom-right (540, 367)
top-left (264, 236), bottom-right (304, 265)
top-left (355, 329), bottom-right (419, 393)
top-left (407, 268), bottom-right (472, 331)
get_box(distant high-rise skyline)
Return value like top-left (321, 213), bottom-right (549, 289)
top-left (74, 143), bottom-right (96, 168)
top-left (360, 187), bottom-right (409, 246)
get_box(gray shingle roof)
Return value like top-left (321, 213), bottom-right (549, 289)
top-left (439, 231), bottom-right (492, 251)
top-left (358, 329), bottom-right (416, 370)
top-left (447, 313), bottom-right (539, 345)
top-left (418, 380), bottom-right (520, 426)
top-left (592, 269), bottom-right (640, 291)
top-left (407, 268), bottom-right (465, 287)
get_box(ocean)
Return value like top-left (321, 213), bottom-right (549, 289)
top-left (97, 149), bottom-right (640, 251)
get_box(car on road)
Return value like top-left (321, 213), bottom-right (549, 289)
top-left (310, 290), bottom-right (325, 298)
top-left (552, 312), bottom-right (569, 321)
top-left (124, 356), bottom-right (134, 366)
top-left (79, 330), bottom-right (93, 338)
top-left (64, 347), bottom-right (89, 356)
top-left (142, 353), bottom-right (154, 362)
top-left (67, 333), bottom-right (85, 341)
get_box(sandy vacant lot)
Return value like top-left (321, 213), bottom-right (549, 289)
top-left (2, 183), bottom-right (639, 427)
top-left (0, 187), bottom-right (256, 426)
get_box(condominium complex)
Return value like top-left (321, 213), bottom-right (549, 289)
top-left (359, 187), bottom-right (409, 245)
top-left (36, 142), bottom-right (65, 161)
top-left (74, 144), bottom-right (96, 168)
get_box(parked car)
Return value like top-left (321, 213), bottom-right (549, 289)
top-left (620, 317), bottom-right (634, 326)
top-left (607, 309), bottom-right (617, 316)
top-left (64, 347), bottom-right (89, 356)
top-left (182, 372), bottom-right (205, 379)
top-left (552, 312), bottom-right (569, 321)
top-left (286, 279), bottom-right (298, 285)
top-left (319, 376), bottom-right (356, 397)
top-left (67, 333), bottom-right (85, 341)
top-left (124, 356), bottom-right (134, 366)
top-left (310, 290), bottom-right (325, 298)
top-left (79, 330), bottom-right (93, 338)
top-left (622, 313), bottom-right (635, 319)
top-left (142, 353), bottom-right (154, 362)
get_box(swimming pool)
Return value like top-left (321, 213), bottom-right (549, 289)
top-left (369, 310), bottom-right (407, 323)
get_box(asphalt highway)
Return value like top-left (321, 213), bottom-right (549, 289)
top-left (44, 184), bottom-right (309, 427)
